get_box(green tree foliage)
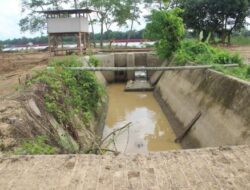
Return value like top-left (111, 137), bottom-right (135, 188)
top-left (19, 0), bottom-right (71, 33)
top-left (82, 0), bottom-right (119, 47)
top-left (121, 0), bottom-right (142, 47)
top-left (178, 0), bottom-right (250, 44)
top-left (144, 0), bottom-right (170, 9)
top-left (84, 0), bottom-right (141, 47)
top-left (19, 0), bottom-right (144, 47)
top-left (144, 8), bottom-right (185, 59)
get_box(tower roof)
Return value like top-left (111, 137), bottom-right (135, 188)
top-left (39, 8), bottom-right (95, 15)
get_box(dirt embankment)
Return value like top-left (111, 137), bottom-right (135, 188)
top-left (0, 52), bottom-right (49, 98)
top-left (0, 52), bottom-right (49, 74)
top-left (0, 53), bottom-right (108, 154)
top-left (0, 83), bottom-right (107, 154)
top-left (155, 69), bottom-right (250, 148)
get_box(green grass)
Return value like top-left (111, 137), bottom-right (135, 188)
top-left (170, 40), bottom-right (250, 81)
top-left (214, 64), bottom-right (250, 81)
top-left (15, 136), bottom-right (57, 155)
top-left (172, 40), bottom-right (243, 66)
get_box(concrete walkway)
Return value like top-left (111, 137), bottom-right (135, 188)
top-left (0, 146), bottom-right (249, 190)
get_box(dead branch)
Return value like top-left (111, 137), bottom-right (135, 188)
top-left (100, 122), bottom-right (132, 146)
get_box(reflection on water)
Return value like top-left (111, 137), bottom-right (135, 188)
top-left (103, 84), bottom-right (181, 154)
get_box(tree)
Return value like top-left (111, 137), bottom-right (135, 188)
top-left (178, 0), bottom-right (250, 44)
top-left (86, 0), bottom-right (121, 47)
top-left (124, 0), bottom-right (141, 47)
top-left (144, 0), bottom-right (170, 10)
top-left (19, 0), bottom-right (70, 33)
top-left (144, 8), bottom-right (185, 59)
top-left (209, 0), bottom-right (249, 44)
top-left (19, 0), bottom-right (143, 48)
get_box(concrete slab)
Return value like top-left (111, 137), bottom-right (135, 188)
top-left (0, 146), bottom-right (249, 190)
top-left (125, 80), bottom-right (154, 91)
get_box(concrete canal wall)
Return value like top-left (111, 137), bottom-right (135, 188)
top-left (155, 69), bottom-right (250, 148)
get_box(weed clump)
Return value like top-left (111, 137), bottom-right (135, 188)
top-left (172, 40), bottom-right (243, 66)
top-left (30, 56), bottom-right (105, 127)
top-left (170, 40), bottom-right (250, 81)
top-left (15, 136), bottom-right (57, 155)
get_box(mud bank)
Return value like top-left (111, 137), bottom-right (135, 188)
top-left (0, 72), bottom-right (108, 154)
top-left (154, 69), bottom-right (250, 148)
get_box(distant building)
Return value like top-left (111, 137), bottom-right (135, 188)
top-left (40, 8), bottom-right (96, 55)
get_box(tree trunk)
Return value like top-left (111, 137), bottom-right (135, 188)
top-left (88, 15), bottom-right (96, 48)
top-left (126, 4), bottom-right (136, 48)
top-left (210, 32), bottom-right (215, 44)
top-left (227, 31), bottom-right (232, 45)
top-left (126, 19), bottom-right (134, 48)
top-left (74, 0), bottom-right (78, 9)
top-left (221, 31), bottom-right (227, 44)
top-left (100, 18), bottom-right (104, 48)
top-left (159, 1), bottom-right (162, 9)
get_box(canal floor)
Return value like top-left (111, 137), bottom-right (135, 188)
top-left (103, 83), bottom-right (180, 154)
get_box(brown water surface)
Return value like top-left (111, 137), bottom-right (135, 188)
top-left (103, 83), bottom-right (181, 154)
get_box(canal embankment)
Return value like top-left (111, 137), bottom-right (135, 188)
top-left (154, 69), bottom-right (250, 148)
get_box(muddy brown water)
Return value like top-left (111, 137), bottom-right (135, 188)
top-left (103, 83), bottom-right (181, 154)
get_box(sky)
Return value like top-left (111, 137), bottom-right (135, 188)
top-left (0, 0), bottom-right (36, 40)
top-left (0, 0), bottom-right (147, 41)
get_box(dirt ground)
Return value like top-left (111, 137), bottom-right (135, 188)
top-left (225, 45), bottom-right (250, 64)
top-left (0, 52), bottom-right (49, 98)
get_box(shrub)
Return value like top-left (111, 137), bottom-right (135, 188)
top-left (89, 55), bottom-right (100, 67)
top-left (144, 8), bottom-right (185, 59)
top-left (172, 40), bottom-right (243, 66)
top-left (30, 56), bottom-right (105, 126)
top-left (15, 136), bottom-right (57, 155)
top-left (246, 65), bottom-right (250, 78)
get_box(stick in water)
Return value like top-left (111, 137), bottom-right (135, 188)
top-left (175, 112), bottom-right (202, 143)
top-left (100, 122), bottom-right (132, 146)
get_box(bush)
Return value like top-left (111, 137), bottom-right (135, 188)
top-left (214, 51), bottom-right (242, 65)
top-left (144, 8), bottom-right (185, 59)
top-left (30, 56), bottom-right (105, 126)
top-left (172, 40), bottom-right (243, 66)
top-left (15, 136), bottom-right (57, 155)
top-left (89, 55), bottom-right (100, 67)
top-left (247, 66), bottom-right (250, 78)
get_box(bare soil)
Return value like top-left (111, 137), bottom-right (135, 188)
top-left (224, 45), bottom-right (250, 64)
top-left (0, 52), bottom-right (50, 151)
top-left (0, 52), bottom-right (49, 98)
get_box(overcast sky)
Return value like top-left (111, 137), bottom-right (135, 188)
top-left (0, 0), bottom-right (147, 41)
top-left (0, 0), bottom-right (34, 40)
